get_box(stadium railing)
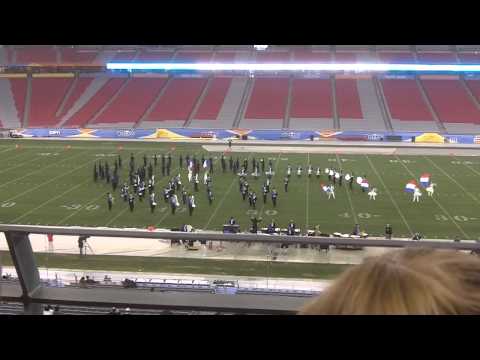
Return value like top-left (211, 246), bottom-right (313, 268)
top-left (1, 224), bottom-right (479, 315)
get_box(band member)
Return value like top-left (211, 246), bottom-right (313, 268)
top-left (182, 189), bottom-right (188, 205)
top-left (207, 189), bottom-right (214, 205)
top-left (188, 194), bottom-right (196, 216)
top-left (327, 185), bottom-right (335, 199)
top-left (263, 184), bottom-right (269, 203)
top-left (179, 155), bottom-right (183, 169)
top-left (107, 192), bottom-right (113, 211)
top-left (284, 177), bottom-right (289, 192)
top-left (368, 187), bottom-right (377, 200)
top-left (308, 165), bottom-right (313, 178)
top-left (287, 220), bottom-right (296, 236)
top-left (260, 158), bottom-right (265, 173)
top-left (413, 187), bottom-right (422, 202)
top-left (297, 166), bottom-right (302, 177)
top-left (241, 184), bottom-right (247, 201)
top-left (128, 193), bottom-right (135, 212)
top-left (271, 188), bottom-right (278, 207)
top-left (149, 192), bottom-right (157, 213)
top-left (287, 165), bottom-right (292, 178)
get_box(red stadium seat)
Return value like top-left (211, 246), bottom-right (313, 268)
top-left (194, 77), bottom-right (232, 120)
top-left (290, 79), bottom-right (333, 118)
top-left (244, 78), bottom-right (289, 120)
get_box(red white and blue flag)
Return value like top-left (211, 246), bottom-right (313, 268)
top-left (361, 179), bottom-right (369, 189)
top-left (420, 173), bottom-right (431, 187)
top-left (405, 180), bottom-right (418, 193)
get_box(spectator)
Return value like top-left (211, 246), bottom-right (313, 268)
top-left (299, 248), bottom-right (480, 315)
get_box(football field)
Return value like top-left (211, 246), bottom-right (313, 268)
top-left (1, 139), bottom-right (480, 240)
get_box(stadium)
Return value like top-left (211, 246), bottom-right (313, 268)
top-left (1, 45), bottom-right (480, 315)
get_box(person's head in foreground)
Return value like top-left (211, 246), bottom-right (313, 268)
top-left (299, 248), bottom-right (480, 315)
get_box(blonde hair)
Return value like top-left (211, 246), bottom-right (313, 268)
top-left (299, 248), bottom-right (480, 315)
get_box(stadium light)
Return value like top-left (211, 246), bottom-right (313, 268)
top-left (254, 45), bottom-right (269, 51)
top-left (106, 62), bottom-right (480, 73)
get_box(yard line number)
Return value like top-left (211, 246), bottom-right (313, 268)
top-left (434, 214), bottom-right (476, 222)
top-left (61, 204), bottom-right (100, 211)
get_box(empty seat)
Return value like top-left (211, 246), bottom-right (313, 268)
top-left (244, 78), bottom-right (289, 119)
top-left (60, 48), bottom-right (98, 65)
top-left (57, 78), bottom-right (94, 118)
top-left (9, 78), bottom-right (27, 125)
top-left (146, 78), bottom-right (208, 121)
top-left (29, 77), bottom-right (73, 127)
top-left (290, 78), bottom-right (332, 118)
top-left (422, 79), bottom-right (480, 123)
top-left (292, 50), bottom-right (332, 62)
top-left (335, 79), bottom-right (363, 119)
top-left (194, 77), bottom-right (232, 120)
top-left (15, 46), bottom-right (57, 65)
top-left (63, 78), bottom-right (127, 127)
top-left (94, 78), bottom-right (167, 124)
top-left (457, 53), bottom-right (480, 64)
top-left (377, 52), bottom-right (416, 63)
top-left (416, 52), bottom-right (457, 64)
top-left (381, 79), bottom-right (433, 121)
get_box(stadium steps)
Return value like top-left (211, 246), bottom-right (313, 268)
top-left (415, 76), bottom-right (447, 133)
top-left (87, 76), bottom-right (131, 126)
top-left (0, 46), bottom-right (6, 65)
top-left (183, 76), bottom-right (213, 128)
top-left (58, 76), bottom-right (109, 128)
top-left (232, 77), bottom-right (253, 129)
top-left (460, 76), bottom-right (480, 110)
top-left (354, 78), bottom-right (387, 131)
top-left (373, 76), bottom-right (394, 131)
top-left (331, 75), bottom-right (340, 130)
top-left (135, 77), bottom-right (172, 128)
top-left (282, 75), bottom-right (293, 129)
top-left (0, 78), bottom-right (22, 129)
top-left (190, 77), bottom-right (248, 129)
top-left (55, 75), bottom-right (78, 118)
top-left (22, 74), bottom-right (32, 128)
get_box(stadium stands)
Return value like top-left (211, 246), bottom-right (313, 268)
top-left (416, 52), bottom-right (457, 64)
top-left (8, 78), bottom-right (28, 126)
top-left (189, 77), bottom-right (232, 126)
top-left (15, 46), bottom-right (57, 65)
top-left (0, 78), bottom-right (23, 128)
top-left (93, 77), bottom-right (167, 126)
top-left (380, 79), bottom-right (439, 131)
top-left (59, 48), bottom-right (98, 65)
top-left (377, 51), bottom-right (416, 63)
top-left (241, 77), bottom-right (289, 129)
top-left (63, 77), bottom-right (127, 128)
top-left (289, 78), bottom-right (334, 130)
top-left (457, 53), bottom-right (480, 64)
top-left (421, 79), bottom-right (480, 133)
top-left (142, 78), bottom-right (208, 128)
top-left (28, 77), bottom-right (73, 127)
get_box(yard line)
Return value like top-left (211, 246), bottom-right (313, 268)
top-left (257, 152), bottom-right (281, 221)
top-left (0, 153), bottom-right (49, 174)
top-left (365, 155), bottom-right (413, 236)
top-left (395, 155), bottom-right (470, 240)
top-left (1, 151), bottom-right (96, 204)
top-left (424, 155), bottom-right (480, 206)
top-left (183, 151), bottom-right (240, 230)
top-left (336, 153), bottom-right (359, 225)
top-left (457, 156), bottom-right (480, 178)
top-left (55, 149), bottom-right (147, 226)
top-left (306, 152), bottom-right (310, 230)
top-left (0, 150), bottom-right (84, 190)
top-left (10, 180), bottom-right (89, 223)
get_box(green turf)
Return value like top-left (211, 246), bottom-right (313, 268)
top-left (0, 250), bottom-right (350, 279)
top-left (1, 139), bottom-right (480, 240)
